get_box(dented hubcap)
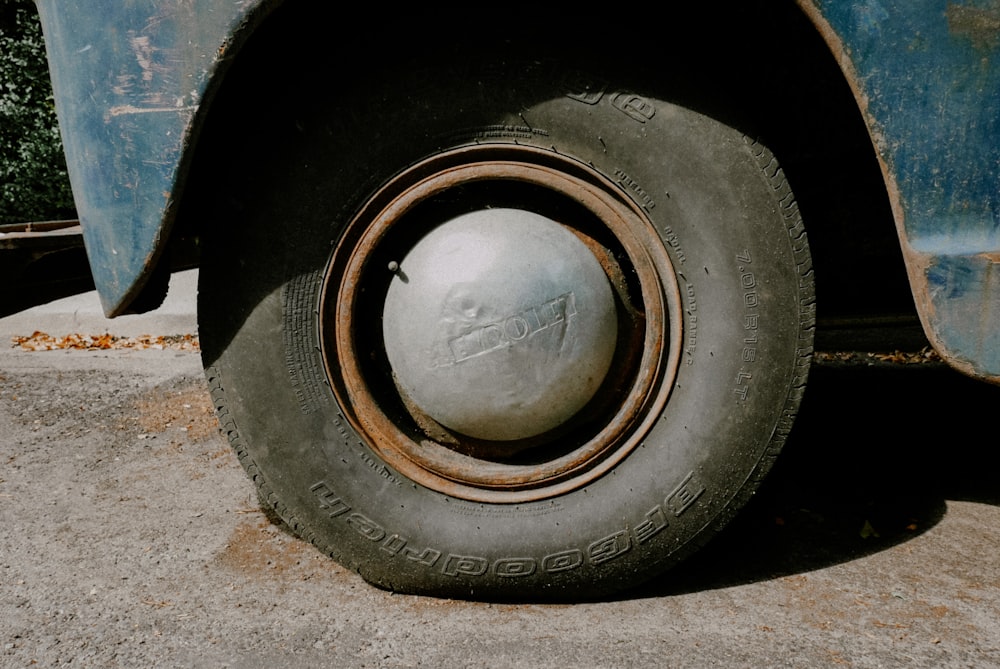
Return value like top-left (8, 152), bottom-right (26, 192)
top-left (321, 145), bottom-right (682, 502)
top-left (382, 208), bottom-right (618, 442)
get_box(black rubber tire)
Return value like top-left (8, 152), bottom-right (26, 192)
top-left (198, 47), bottom-right (814, 601)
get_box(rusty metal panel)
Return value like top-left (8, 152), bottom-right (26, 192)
top-left (803, 0), bottom-right (1000, 381)
top-left (33, 0), bottom-right (268, 316)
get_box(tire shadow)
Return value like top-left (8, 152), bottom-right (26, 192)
top-left (642, 360), bottom-right (1000, 597)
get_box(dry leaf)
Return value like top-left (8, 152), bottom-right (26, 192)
top-left (11, 332), bottom-right (199, 352)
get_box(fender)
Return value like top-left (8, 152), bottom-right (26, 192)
top-left (35, 1), bottom-right (1000, 382)
top-left (33, 0), bottom-right (277, 316)
top-left (798, 0), bottom-right (1000, 381)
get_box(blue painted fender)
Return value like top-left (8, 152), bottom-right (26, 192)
top-left (35, 1), bottom-right (1000, 382)
top-left (34, 0), bottom-right (272, 316)
top-left (800, 0), bottom-right (1000, 381)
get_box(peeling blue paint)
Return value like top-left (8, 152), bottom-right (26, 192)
top-left (810, 0), bottom-right (1000, 379)
top-left (34, 0), bottom-right (264, 316)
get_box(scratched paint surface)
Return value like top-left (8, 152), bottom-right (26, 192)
top-left (805, 0), bottom-right (1000, 379)
top-left (812, 1), bottom-right (1000, 249)
top-left (34, 0), bottom-right (264, 316)
top-left (35, 1), bottom-right (1000, 379)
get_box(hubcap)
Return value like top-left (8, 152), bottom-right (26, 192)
top-left (321, 145), bottom-right (682, 502)
top-left (382, 208), bottom-right (618, 441)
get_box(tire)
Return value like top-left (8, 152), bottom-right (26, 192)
top-left (198, 47), bottom-right (814, 601)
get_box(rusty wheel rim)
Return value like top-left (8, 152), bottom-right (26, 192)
top-left (320, 145), bottom-right (682, 503)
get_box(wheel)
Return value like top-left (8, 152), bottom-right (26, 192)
top-left (198, 43), bottom-right (814, 600)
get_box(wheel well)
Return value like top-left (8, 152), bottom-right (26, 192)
top-left (174, 2), bottom-right (916, 348)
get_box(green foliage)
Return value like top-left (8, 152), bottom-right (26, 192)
top-left (0, 0), bottom-right (76, 225)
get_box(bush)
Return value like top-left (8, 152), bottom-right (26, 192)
top-left (0, 0), bottom-right (76, 225)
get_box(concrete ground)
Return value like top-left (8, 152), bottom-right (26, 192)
top-left (0, 272), bottom-right (998, 668)
top-left (0, 269), bottom-right (198, 340)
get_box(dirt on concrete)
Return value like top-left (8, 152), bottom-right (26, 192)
top-left (1, 347), bottom-right (999, 668)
